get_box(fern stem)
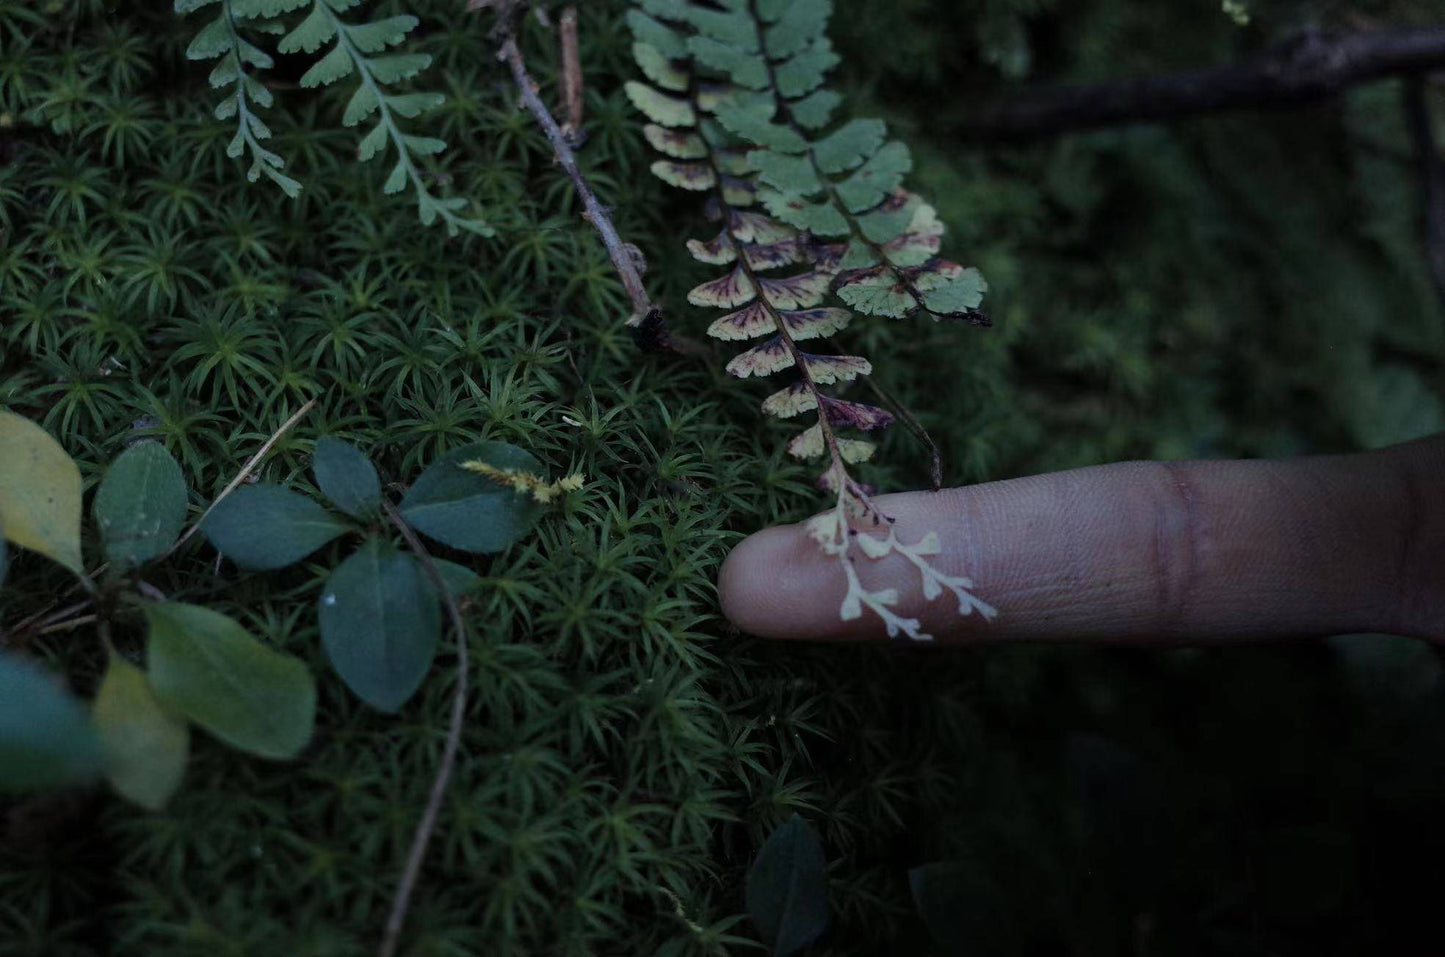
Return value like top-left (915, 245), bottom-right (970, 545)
top-left (219, 0), bottom-right (296, 195)
top-left (685, 84), bottom-right (859, 502)
top-left (321, 5), bottom-right (428, 199)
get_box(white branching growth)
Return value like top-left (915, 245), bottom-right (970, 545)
top-left (629, 0), bottom-right (997, 637)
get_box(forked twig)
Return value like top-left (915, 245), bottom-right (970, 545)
top-left (377, 500), bottom-right (469, 957)
top-left (471, 0), bottom-right (701, 354)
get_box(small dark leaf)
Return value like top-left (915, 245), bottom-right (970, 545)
top-left (201, 484), bottom-right (351, 570)
top-left (0, 521), bottom-right (7, 586)
top-left (399, 442), bottom-right (544, 555)
top-left (312, 437), bottom-right (382, 518)
top-left (430, 558), bottom-right (482, 597)
top-left (144, 603), bottom-right (315, 760)
top-left (746, 815), bottom-right (829, 956)
top-left (318, 538), bottom-right (439, 712)
top-left (0, 651), bottom-right (104, 792)
top-left (93, 441), bottom-right (188, 568)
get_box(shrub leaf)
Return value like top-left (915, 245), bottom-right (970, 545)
top-left (399, 442), bottom-right (544, 555)
top-left (144, 603), bottom-right (315, 760)
top-left (0, 652), bottom-right (104, 793)
top-left (201, 484), bottom-right (351, 570)
top-left (93, 653), bottom-right (189, 810)
top-left (318, 538), bottom-right (439, 712)
top-left (0, 411), bottom-right (83, 574)
top-left (312, 437), bottom-right (381, 519)
top-left (94, 441), bottom-right (188, 569)
top-left (745, 815), bottom-right (830, 956)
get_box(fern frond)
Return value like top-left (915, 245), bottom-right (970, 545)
top-left (627, 0), bottom-right (996, 639)
top-left (277, 0), bottom-right (491, 237)
top-left (648, 0), bottom-right (988, 324)
top-left (176, 0), bottom-right (302, 198)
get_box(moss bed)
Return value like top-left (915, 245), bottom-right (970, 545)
top-left (3, 0), bottom-right (1445, 954)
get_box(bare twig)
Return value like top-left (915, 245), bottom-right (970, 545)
top-left (166, 397), bottom-right (317, 559)
top-left (34, 613), bottom-right (98, 637)
top-left (951, 26), bottom-right (1445, 142)
top-left (1402, 74), bottom-right (1445, 313)
top-left (377, 500), bottom-right (468, 957)
top-left (472, 0), bottom-right (700, 354)
top-left (558, 6), bottom-right (584, 146)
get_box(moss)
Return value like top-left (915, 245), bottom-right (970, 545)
top-left (3, 0), bottom-right (1445, 954)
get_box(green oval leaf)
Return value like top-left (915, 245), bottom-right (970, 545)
top-left (93, 653), bottom-right (189, 810)
top-left (745, 815), bottom-right (830, 957)
top-left (201, 484), bottom-right (351, 570)
top-left (0, 651), bottom-right (103, 792)
top-left (430, 557), bottom-right (481, 597)
top-left (0, 411), bottom-right (83, 574)
top-left (319, 539), bottom-right (439, 712)
top-left (399, 442), bottom-right (544, 555)
top-left (144, 602), bottom-right (315, 760)
top-left (312, 437), bottom-right (381, 519)
top-left (94, 441), bottom-right (188, 568)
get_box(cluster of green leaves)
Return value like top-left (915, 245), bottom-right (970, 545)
top-left (174, 0), bottom-right (490, 234)
top-left (1, 405), bottom-right (555, 814)
top-left (628, 0), bottom-right (988, 490)
top-left (0, 411), bottom-right (316, 810)
top-left (199, 437), bottom-right (549, 711)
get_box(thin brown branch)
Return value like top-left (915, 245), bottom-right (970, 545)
top-left (377, 500), bottom-right (469, 957)
top-left (558, 6), bottom-right (584, 145)
top-left (952, 26), bottom-right (1445, 142)
top-left (474, 0), bottom-right (700, 353)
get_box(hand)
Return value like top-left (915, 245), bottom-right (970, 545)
top-left (718, 435), bottom-right (1445, 644)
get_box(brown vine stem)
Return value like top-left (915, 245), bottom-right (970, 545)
top-left (474, 0), bottom-right (702, 354)
top-left (377, 500), bottom-right (468, 957)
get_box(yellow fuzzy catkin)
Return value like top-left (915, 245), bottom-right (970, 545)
top-left (459, 462), bottom-right (584, 503)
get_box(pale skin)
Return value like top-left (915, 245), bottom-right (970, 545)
top-left (718, 434), bottom-right (1445, 644)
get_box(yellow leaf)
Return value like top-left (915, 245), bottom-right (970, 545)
top-left (0, 411), bottom-right (83, 573)
top-left (93, 654), bottom-right (189, 811)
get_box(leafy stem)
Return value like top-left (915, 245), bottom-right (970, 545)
top-left (377, 498), bottom-right (467, 957)
top-left (743, 0), bottom-right (983, 326)
top-left (316, 2), bottom-right (485, 236)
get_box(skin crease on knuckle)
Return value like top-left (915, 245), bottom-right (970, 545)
top-left (718, 435), bottom-right (1445, 645)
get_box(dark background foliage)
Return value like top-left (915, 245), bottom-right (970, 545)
top-left (2, 0), bottom-right (1444, 953)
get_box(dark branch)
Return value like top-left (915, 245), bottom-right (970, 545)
top-left (475, 0), bottom-right (702, 354)
top-left (954, 26), bottom-right (1445, 142)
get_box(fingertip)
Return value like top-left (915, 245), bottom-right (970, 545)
top-left (718, 523), bottom-right (839, 640)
